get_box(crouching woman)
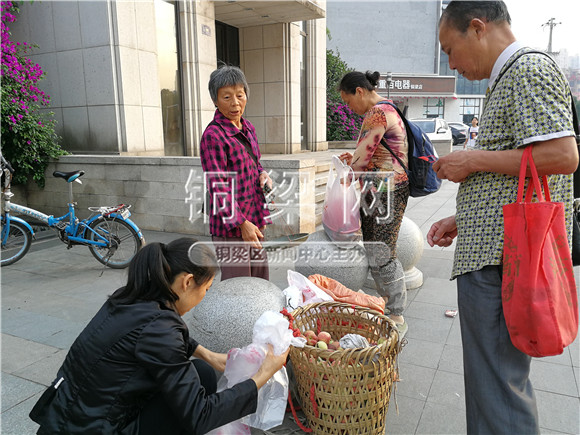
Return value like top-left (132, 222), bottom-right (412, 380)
top-left (30, 238), bottom-right (288, 434)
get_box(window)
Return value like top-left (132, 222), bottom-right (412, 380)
top-left (423, 98), bottom-right (444, 118)
top-left (413, 119), bottom-right (436, 133)
top-left (216, 21), bottom-right (240, 67)
top-left (155, 0), bottom-right (184, 156)
top-left (460, 98), bottom-right (481, 124)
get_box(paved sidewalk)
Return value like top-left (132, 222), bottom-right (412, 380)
top-left (2, 180), bottom-right (579, 434)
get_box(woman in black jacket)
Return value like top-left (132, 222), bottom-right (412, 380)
top-left (30, 238), bottom-right (288, 434)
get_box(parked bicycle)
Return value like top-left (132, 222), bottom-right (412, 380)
top-left (1, 155), bottom-right (145, 268)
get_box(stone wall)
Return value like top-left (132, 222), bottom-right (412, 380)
top-left (20, 155), bottom-right (318, 238)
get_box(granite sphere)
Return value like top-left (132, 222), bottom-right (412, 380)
top-left (187, 277), bottom-right (285, 354)
top-left (294, 230), bottom-right (369, 291)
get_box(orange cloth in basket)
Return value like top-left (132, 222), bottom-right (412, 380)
top-left (308, 274), bottom-right (385, 314)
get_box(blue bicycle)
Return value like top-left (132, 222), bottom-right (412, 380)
top-left (1, 155), bottom-right (144, 268)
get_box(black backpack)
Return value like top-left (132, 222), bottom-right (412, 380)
top-left (376, 101), bottom-right (442, 197)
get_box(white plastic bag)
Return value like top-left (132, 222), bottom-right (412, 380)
top-left (322, 155), bottom-right (362, 243)
top-left (284, 270), bottom-right (333, 309)
top-left (205, 420), bottom-right (250, 435)
top-left (243, 366), bottom-right (289, 429)
top-left (212, 311), bottom-right (303, 432)
top-left (282, 285), bottom-right (302, 311)
top-left (340, 333), bottom-right (370, 349)
top-left (223, 343), bottom-right (267, 387)
top-left (252, 310), bottom-right (305, 355)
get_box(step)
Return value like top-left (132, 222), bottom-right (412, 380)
top-left (315, 172), bottom-right (329, 188)
top-left (315, 161), bottom-right (331, 174)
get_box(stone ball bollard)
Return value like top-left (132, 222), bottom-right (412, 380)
top-left (362, 216), bottom-right (425, 291)
top-left (294, 230), bottom-right (369, 291)
top-left (396, 216), bottom-right (424, 289)
top-left (187, 277), bottom-right (285, 354)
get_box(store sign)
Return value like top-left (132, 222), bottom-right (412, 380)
top-left (378, 75), bottom-right (455, 94)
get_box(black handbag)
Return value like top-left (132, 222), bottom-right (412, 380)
top-left (29, 377), bottom-right (64, 423)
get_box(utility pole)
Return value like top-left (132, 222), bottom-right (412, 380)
top-left (542, 18), bottom-right (561, 54)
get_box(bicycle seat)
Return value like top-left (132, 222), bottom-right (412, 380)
top-left (53, 170), bottom-right (85, 183)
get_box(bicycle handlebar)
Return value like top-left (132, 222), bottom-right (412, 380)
top-left (1, 155), bottom-right (14, 174)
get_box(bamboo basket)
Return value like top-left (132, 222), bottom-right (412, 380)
top-left (289, 302), bottom-right (400, 435)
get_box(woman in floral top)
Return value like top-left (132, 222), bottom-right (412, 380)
top-left (339, 71), bottom-right (410, 336)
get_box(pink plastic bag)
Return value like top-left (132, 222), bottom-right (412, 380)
top-left (322, 155), bottom-right (361, 243)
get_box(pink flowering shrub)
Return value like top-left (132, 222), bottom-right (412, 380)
top-left (1, 1), bottom-right (65, 187)
top-left (326, 100), bottom-right (362, 141)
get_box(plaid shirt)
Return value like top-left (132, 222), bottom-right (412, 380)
top-left (200, 110), bottom-right (270, 238)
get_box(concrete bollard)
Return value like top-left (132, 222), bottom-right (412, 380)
top-left (396, 216), bottom-right (425, 289)
top-left (364, 216), bottom-right (424, 291)
top-left (187, 277), bottom-right (285, 354)
top-left (294, 230), bottom-right (369, 291)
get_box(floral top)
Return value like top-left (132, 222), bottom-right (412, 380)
top-left (452, 44), bottom-right (575, 279)
top-left (351, 101), bottom-right (408, 192)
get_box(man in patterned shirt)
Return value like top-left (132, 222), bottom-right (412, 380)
top-left (427, 1), bottom-right (578, 433)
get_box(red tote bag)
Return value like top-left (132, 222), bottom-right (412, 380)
top-left (502, 147), bottom-right (578, 357)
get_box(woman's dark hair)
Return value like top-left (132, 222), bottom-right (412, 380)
top-left (109, 238), bottom-right (218, 306)
top-left (338, 71), bottom-right (381, 95)
top-left (440, 1), bottom-right (511, 33)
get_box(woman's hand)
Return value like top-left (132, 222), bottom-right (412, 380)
top-left (427, 215), bottom-right (458, 247)
top-left (259, 171), bottom-right (272, 190)
top-left (193, 345), bottom-right (228, 372)
top-left (339, 152), bottom-right (353, 166)
top-left (240, 220), bottom-right (264, 249)
top-left (251, 345), bottom-right (290, 389)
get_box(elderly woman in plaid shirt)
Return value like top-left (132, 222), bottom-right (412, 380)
top-left (200, 66), bottom-right (272, 281)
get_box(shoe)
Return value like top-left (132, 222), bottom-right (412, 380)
top-left (393, 320), bottom-right (408, 341)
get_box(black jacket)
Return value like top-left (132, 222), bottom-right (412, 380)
top-left (32, 299), bottom-right (257, 434)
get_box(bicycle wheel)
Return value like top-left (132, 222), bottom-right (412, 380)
top-left (88, 217), bottom-right (142, 269)
top-left (1, 219), bottom-right (32, 266)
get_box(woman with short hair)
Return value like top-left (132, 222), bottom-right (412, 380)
top-left (200, 65), bottom-right (272, 280)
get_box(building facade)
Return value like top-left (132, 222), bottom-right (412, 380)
top-left (326, 0), bottom-right (488, 124)
top-left (10, 0), bottom-right (328, 157)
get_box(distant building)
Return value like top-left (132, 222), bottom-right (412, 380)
top-left (326, 0), bottom-right (488, 124)
top-left (564, 68), bottom-right (580, 100)
top-left (557, 51), bottom-right (580, 100)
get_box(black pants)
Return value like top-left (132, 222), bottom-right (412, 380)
top-left (137, 359), bottom-right (218, 435)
